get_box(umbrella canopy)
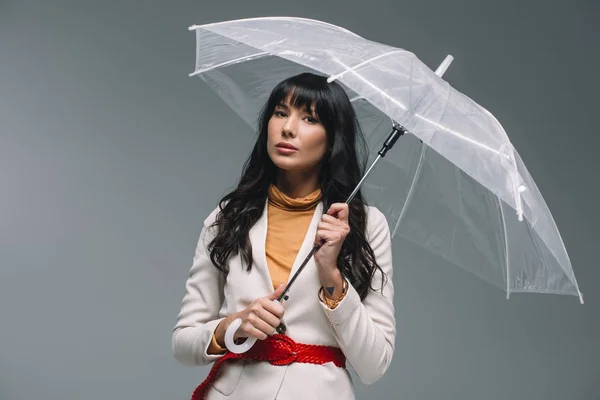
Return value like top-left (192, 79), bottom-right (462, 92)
top-left (188, 17), bottom-right (583, 304)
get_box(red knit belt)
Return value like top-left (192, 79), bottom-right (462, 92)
top-left (191, 334), bottom-right (346, 400)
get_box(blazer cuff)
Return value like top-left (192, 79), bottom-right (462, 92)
top-left (202, 318), bottom-right (228, 361)
top-left (318, 277), bottom-right (361, 325)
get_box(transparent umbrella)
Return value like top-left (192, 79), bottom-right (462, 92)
top-left (187, 16), bottom-right (584, 352)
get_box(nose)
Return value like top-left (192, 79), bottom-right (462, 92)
top-left (281, 116), bottom-right (297, 138)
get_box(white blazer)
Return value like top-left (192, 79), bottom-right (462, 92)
top-left (172, 198), bottom-right (396, 400)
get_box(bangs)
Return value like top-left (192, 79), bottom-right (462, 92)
top-left (270, 78), bottom-right (333, 118)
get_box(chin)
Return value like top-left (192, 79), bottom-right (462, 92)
top-left (271, 158), bottom-right (297, 171)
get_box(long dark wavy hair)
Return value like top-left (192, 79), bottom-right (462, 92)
top-left (207, 72), bottom-right (386, 300)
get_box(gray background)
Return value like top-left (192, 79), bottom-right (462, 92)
top-left (1, 0), bottom-right (598, 399)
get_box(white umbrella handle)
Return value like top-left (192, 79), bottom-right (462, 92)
top-left (224, 299), bottom-right (281, 354)
top-left (224, 318), bottom-right (257, 354)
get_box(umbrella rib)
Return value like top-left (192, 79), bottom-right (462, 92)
top-left (327, 50), bottom-right (407, 83)
top-left (391, 144), bottom-right (427, 239)
top-left (330, 57), bottom-right (501, 156)
top-left (525, 208), bottom-right (583, 303)
top-left (497, 195), bottom-right (511, 299)
top-left (189, 52), bottom-right (270, 76)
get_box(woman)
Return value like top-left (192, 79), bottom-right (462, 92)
top-left (172, 72), bottom-right (396, 400)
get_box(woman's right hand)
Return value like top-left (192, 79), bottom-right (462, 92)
top-left (214, 284), bottom-right (286, 346)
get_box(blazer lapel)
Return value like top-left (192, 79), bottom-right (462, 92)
top-left (248, 197), bottom-right (273, 295)
top-left (287, 201), bottom-right (324, 282)
top-left (248, 198), bottom-right (325, 295)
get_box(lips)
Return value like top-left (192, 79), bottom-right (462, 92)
top-left (275, 142), bottom-right (298, 150)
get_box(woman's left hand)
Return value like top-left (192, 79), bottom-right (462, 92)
top-left (314, 203), bottom-right (350, 278)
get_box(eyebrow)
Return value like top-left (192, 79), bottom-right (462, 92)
top-left (276, 102), bottom-right (317, 116)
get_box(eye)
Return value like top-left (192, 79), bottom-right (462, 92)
top-left (304, 116), bottom-right (320, 124)
top-left (273, 110), bottom-right (287, 117)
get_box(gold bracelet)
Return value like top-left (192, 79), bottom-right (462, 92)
top-left (319, 278), bottom-right (348, 309)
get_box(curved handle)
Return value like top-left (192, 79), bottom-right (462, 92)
top-left (224, 299), bottom-right (282, 354)
top-left (224, 317), bottom-right (257, 354)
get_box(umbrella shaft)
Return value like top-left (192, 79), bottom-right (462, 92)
top-left (347, 154), bottom-right (381, 204)
top-left (278, 244), bottom-right (320, 303)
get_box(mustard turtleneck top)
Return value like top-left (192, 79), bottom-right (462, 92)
top-left (265, 183), bottom-right (322, 289)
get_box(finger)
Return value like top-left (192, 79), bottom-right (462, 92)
top-left (314, 234), bottom-right (325, 246)
top-left (317, 221), bottom-right (339, 231)
top-left (267, 283), bottom-right (286, 301)
top-left (252, 310), bottom-right (281, 336)
top-left (314, 229), bottom-right (329, 244)
top-left (319, 225), bottom-right (349, 240)
top-left (252, 317), bottom-right (278, 338)
top-left (315, 231), bottom-right (338, 248)
top-left (321, 214), bottom-right (345, 225)
top-left (318, 234), bottom-right (345, 247)
top-left (261, 297), bottom-right (285, 318)
top-left (242, 322), bottom-right (269, 341)
top-left (316, 229), bottom-right (337, 242)
top-left (317, 224), bottom-right (349, 240)
top-left (245, 309), bottom-right (280, 337)
top-left (256, 307), bottom-right (282, 329)
top-left (320, 215), bottom-right (351, 234)
top-left (327, 203), bottom-right (349, 222)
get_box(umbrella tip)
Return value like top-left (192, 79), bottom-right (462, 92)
top-left (435, 55), bottom-right (454, 78)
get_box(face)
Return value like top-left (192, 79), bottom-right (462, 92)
top-left (266, 96), bottom-right (328, 174)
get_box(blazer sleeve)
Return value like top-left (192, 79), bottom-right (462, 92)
top-left (172, 206), bottom-right (227, 366)
top-left (318, 206), bottom-right (396, 385)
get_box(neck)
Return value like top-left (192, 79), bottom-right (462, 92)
top-left (275, 168), bottom-right (320, 198)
